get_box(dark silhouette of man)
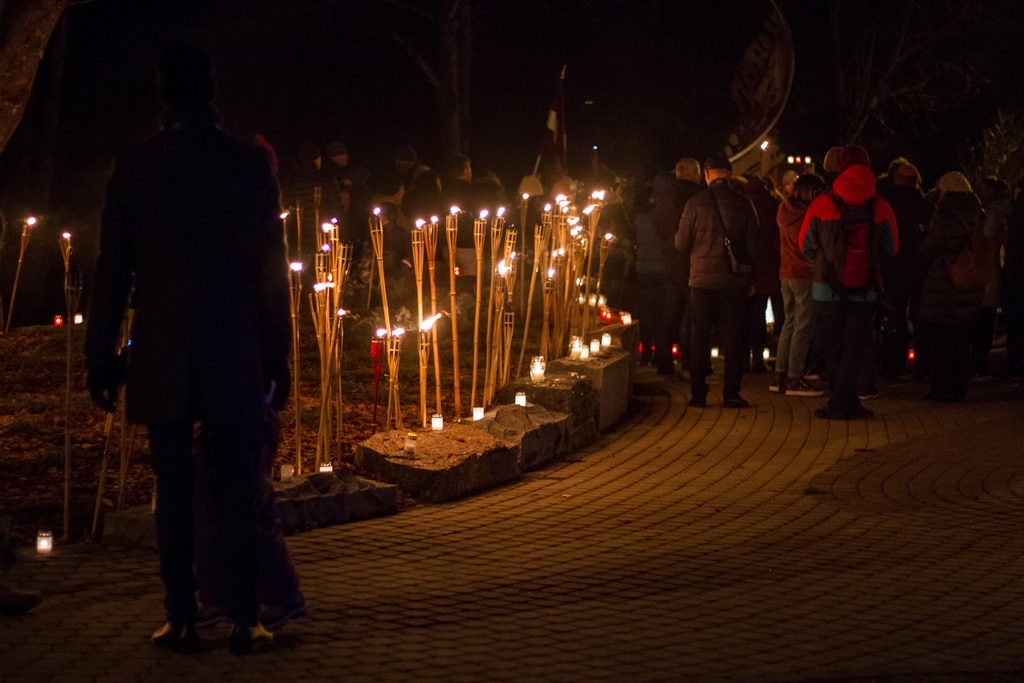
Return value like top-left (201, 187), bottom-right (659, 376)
top-left (85, 45), bottom-right (291, 654)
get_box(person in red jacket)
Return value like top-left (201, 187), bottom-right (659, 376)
top-left (799, 147), bottom-right (898, 419)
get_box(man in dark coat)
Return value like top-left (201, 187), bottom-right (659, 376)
top-left (85, 46), bottom-right (291, 654)
top-left (652, 157), bottom-right (702, 375)
top-left (675, 155), bottom-right (762, 408)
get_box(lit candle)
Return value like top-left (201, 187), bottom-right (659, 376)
top-left (711, 347), bottom-right (720, 359)
top-left (319, 462), bottom-right (333, 473)
top-left (530, 356), bottom-right (546, 383)
top-left (280, 464), bottom-right (294, 482)
top-left (580, 346), bottom-right (591, 360)
top-left (601, 333), bottom-right (612, 348)
top-left (589, 339), bottom-right (601, 354)
top-left (515, 392), bottom-right (527, 406)
top-left (37, 530), bottom-right (53, 554)
top-left (620, 311), bottom-right (633, 325)
top-left (431, 414), bottom-right (444, 431)
top-left (569, 336), bottom-right (583, 360)
top-left (53, 315), bottom-right (63, 326)
top-left (404, 432), bottom-right (417, 453)
top-left (473, 407), bottom-right (485, 421)
top-left (74, 313), bottom-right (84, 325)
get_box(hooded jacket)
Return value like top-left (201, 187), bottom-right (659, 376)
top-left (799, 165), bottom-right (899, 302)
top-left (777, 196), bottom-right (814, 280)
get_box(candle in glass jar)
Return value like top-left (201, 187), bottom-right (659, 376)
top-left (473, 406), bottom-right (485, 421)
top-left (601, 333), bottom-right (612, 347)
top-left (589, 339), bottom-right (601, 354)
top-left (530, 356), bottom-right (546, 383)
top-left (431, 414), bottom-right (444, 431)
top-left (515, 392), bottom-right (527, 406)
top-left (37, 531), bottom-right (53, 554)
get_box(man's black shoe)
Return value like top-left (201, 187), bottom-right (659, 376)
top-left (152, 622), bottom-right (200, 653)
top-left (723, 396), bottom-right (750, 408)
top-left (688, 397), bottom-right (706, 408)
top-left (229, 622), bottom-right (273, 655)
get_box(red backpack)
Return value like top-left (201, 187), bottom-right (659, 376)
top-left (819, 194), bottom-right (881, 294)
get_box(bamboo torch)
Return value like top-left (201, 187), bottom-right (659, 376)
top-left (445, 207), bottom-right (462, 418)
top-left (424, 216), bottom-right (443, 415)
top-left (471, 210), bottom-right (487, 414)
top-left (516, 219), bottom-right (548, 377)
top-left (483, 208), bottom-right (505, 406)
top-left (369, 208), bottom-right (392, 333)
top-left (288, 261), bottom-right (304, 472)
top-left (385, 328), bottom-right (405, 431)
top-left (4, 216), bottom-right (37, 334)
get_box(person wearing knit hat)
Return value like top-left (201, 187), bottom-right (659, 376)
top-left (937, 171), bottom-right (973, 195)
top-left (822, 147), bottom-right (842, 173)
top-left (892, 163), bottom-right (921, 189)
top-left (916, 169), bottom-right (985, 403)
top-left (836, 145), bottom-right (871, 173)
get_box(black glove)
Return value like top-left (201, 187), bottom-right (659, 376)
top-left (87, 356), bottom-right (126, 413)
top-left (265, 358), bottom-right (291, 412)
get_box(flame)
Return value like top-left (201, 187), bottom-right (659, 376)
top-left (479, 209), bottom-right (489, 220)
top-left (604, 232), bottom-right (615, 242)
top-left (496, 207), bottom-right (506, 217)
top-left (321, 222), bottom-right (333, 232)
top-left (279, 211), bottom-right (289, 220)
top-left (25, 216), bottom-right (37, 226)
top-left (522, 193), bottom-right (529, 200)
top-left (419, 313), bottom-right (443, 332)
top-left (290, 262), bottom-right (303, 272)
top-left (376, 328), bottom-right (387, 337)
top-left (62, 232), bottom-right (71, 240)
top-left (547, 268), bottom-right (556, 279)
top-left (415, 218), bottom-right (426, 228)
top-left (582, 205), bottom-right (595, 215)
top-left (496, 259), bottom-right (510, 277)
top-left (450, 205), bottom-right (460, 215)
top-left (392, 327), bottom-right (406, 337)
top-left (430, 215), bottom-right (439, 224)
top-left (592, 189), bottom-right (606, 201)
top-left (543, 203), bottom-right (552, 212)
top-left (373, 206), bottom-right (382, 216)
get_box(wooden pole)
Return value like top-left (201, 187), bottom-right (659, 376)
top-left (445, 211), bottom-right (462, 418)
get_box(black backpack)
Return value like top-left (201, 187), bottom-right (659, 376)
top-left (818, 194), bottom-right (881, 295)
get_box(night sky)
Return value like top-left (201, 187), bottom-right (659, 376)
top-left (15, 0), bottom-right (1024, 206)
top-left (3, 0), bottom-right (1024, 325)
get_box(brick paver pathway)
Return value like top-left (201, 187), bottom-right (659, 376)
top-left (3, 369), bottom-right (1024, 682)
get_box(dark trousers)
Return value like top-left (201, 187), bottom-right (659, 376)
top-left (193, 406), bottom-right (300, 610)
top-left (656, 270), bottom-right (689, 373)
top-left (970, 307), bottom-right (997, 375)
top-left (149, 415), bottom-right (262, 626)
top-left (815, 298), bottom-right (875, 416)
top-left (877, 287), bottom-right (911, 377)
top-left (920, 320), bottom-right (973, 400)
top-left (690, 287), bottom-right (746, 400)
top-left (1007, 284), bottom-right (1024, 374)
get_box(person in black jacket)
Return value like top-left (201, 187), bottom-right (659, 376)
top-left (674, 155), bottom-right (762, 408)
top-left (915, 172), bottom-right (985, 402)
top-left (85, 45), bottom-right (291, 654)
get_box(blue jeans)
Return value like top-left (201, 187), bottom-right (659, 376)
top-left (775, 279), bottom-right (814, 378)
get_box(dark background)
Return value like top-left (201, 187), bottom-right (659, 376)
top-left (2, 0), bottom-right (1023, 326)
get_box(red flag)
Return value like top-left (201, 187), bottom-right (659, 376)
top-left (533, 65), bottom-right (567, 178)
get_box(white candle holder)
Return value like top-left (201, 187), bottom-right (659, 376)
top-left (280, 464), bottom-right (294, 482)
top-left (37, 530), bottom-right (53, 554)
top-left (601, 333), bottom-right (612, 348)
top-left (569, 336), bottom-right (583, 360)
top-left (580, 346), bottom-right (591, 360)
top-left (711, 347), bottom-right (720, 359)
top-left (319, 462), bottom-right (333, 473)
top-left (431, 414), bottom-right (444, 431)
top-left (589, 339), bottom-right (601, 354)
top-left (620, 311), bottom-right (632, 325)
top-left (529, 356), bottom-right (546, 383)
top-left (404, 432), bottom-right (417, 453)
top-left (515, 392), bottom-right (527, 406)
top-left (472, 407), bottom-right (485, 421)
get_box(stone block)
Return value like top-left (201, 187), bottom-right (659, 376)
top-left (101, 504), bottom-right (158, 551)
top-left (467, 403), bottom-right (571, 471)
top-left (273, 473), bottom-right (399, 534)
top-left (549, 348), bottom-right (632, 431)
top-left (355, 424), bottom-right (521, 503)
top-left (494, 373), bottom-right (598, 451)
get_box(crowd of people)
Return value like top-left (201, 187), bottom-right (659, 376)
top-left (639, 145), bottom-right (1024, 415)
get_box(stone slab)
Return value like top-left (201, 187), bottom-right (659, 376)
top-left (549, 347), bottom-right (632, 431)
top-left (355, 424), bottom-right (521, 503)
top-left (466, 403), bottom-right (571, 471)
top-left (494, 373), bottom-right (598, 451)
top-left (274, 473), bottom-right (399, 534)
